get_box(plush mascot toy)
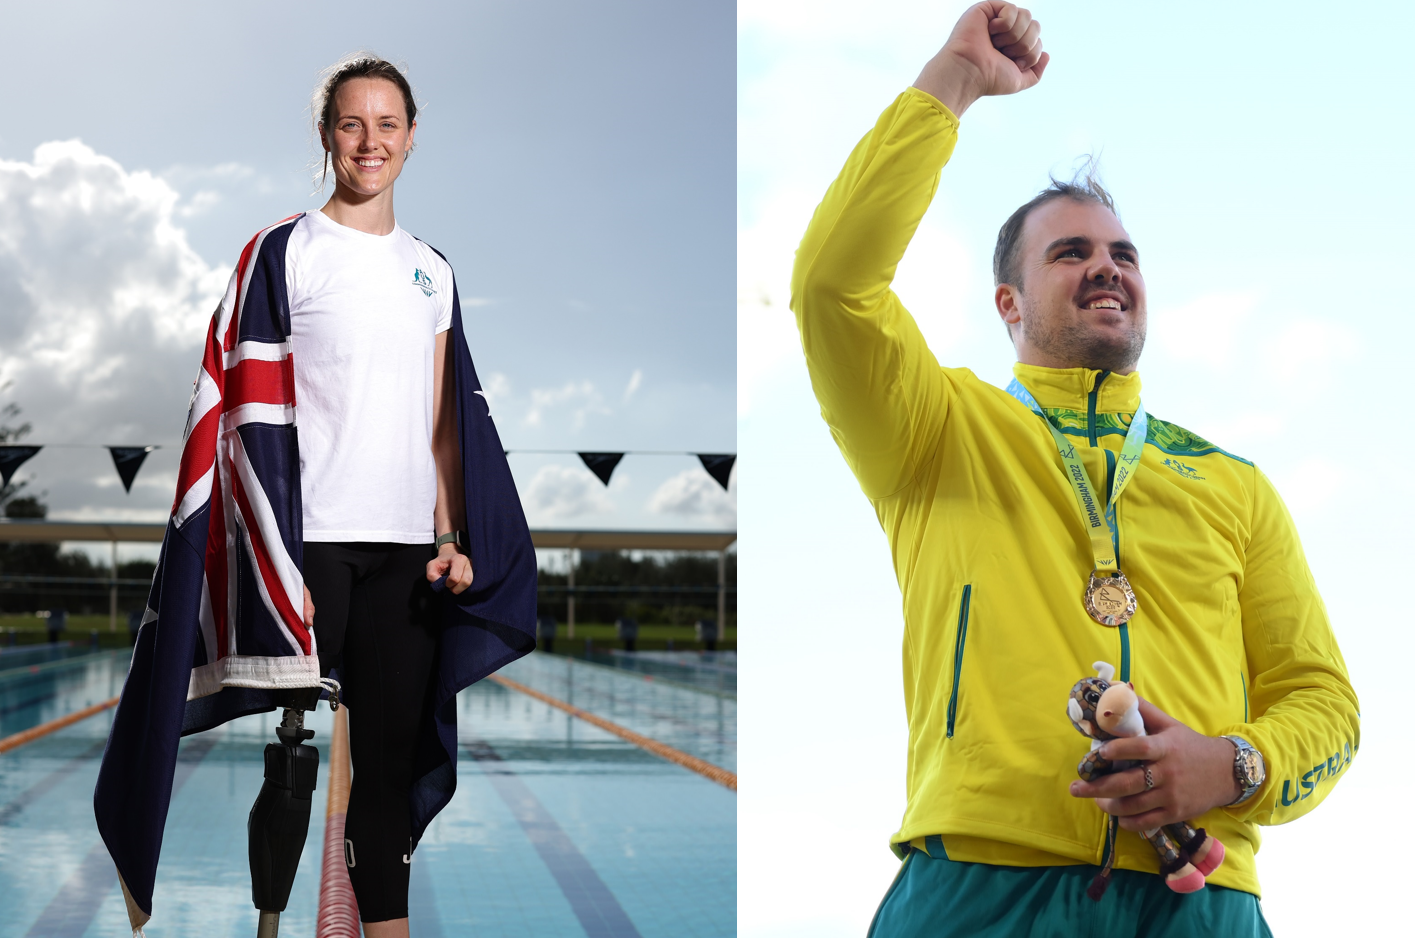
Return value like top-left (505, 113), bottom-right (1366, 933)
top-left (1066, 662), bottom-right (1225, 895)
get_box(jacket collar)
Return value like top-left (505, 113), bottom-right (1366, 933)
top-left (1011, 363), bottom-right (1142, 414)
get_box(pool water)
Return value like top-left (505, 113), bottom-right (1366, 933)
top-left (0, 646), bottom-right (735, 937)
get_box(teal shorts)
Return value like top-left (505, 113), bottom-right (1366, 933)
top-left (868, 837), bottom-right (1272, 938)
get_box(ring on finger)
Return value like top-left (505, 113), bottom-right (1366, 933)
top-left (1143, 766), bottom-right (1155, 792)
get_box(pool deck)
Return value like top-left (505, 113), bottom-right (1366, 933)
top-left (0, 645), bottom-right (735, 937)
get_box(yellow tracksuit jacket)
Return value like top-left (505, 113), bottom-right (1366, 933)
top-left (789, 87), bottom-right (1359, 896)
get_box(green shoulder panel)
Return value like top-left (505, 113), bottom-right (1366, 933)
top-left (1043, 409), bottom-right (1130, 438)
top-left (1145, 416), bottom-right (1252, 466)
top-left (1038, 408), bottom-right (1252, 466)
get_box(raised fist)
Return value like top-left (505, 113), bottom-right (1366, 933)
top-left (914, 2), bottom-right (1048, 117)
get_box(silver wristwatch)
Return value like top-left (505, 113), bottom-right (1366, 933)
top-left (1222, 736), bottom-right (1266, 806)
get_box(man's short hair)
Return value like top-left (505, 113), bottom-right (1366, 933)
top-left (992, 160), bottom-right (1117, 289)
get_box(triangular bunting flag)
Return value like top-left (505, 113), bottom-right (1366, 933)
top-left (578, 452), bottom-right (625, 487)
top-left (109, 446), bottom-right (155, 493)
top-left (0, 446), bottom-right (41, 488)
top-left (697, 453), bottom-right (736, 491)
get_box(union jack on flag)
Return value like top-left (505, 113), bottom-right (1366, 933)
top-left (177, 213), bottom-right (318, 697)
top-left (94, 214), bottom-right (538, 932)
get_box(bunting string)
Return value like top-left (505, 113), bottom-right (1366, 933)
top-left (0, 445), bottom-right (736, 494)
top-left (0, 445), bottom-right (162, 494)
top-left (510, 450), bottom-right (736, 490)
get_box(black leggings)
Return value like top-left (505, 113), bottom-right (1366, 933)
top-left (304, 541), bottom-right (437, 923)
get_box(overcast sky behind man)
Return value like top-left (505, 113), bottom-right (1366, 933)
top-left (0, 0), bottom-right (735, 553)
top-left (740, 2), bottom-right (1413, 936)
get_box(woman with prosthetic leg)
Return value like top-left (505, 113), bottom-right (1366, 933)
top-left (286, 55), bottom-right (480, 937)
top-left (247, 55), bottom-right (475, 938)
top-left (94, 51), bottom-right (537, 938)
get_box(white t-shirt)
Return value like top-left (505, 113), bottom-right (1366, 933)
top-left (286, 209), bottom-right (454, 543)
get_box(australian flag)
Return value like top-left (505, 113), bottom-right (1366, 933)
top-left (92, 214), bottom-right (537, 930)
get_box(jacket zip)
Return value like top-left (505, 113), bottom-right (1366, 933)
top-left (1095, 370), bottom-right (1132, 871)
top-left (1102, 447), bottom-right (1131, 683)
top-left (945, 585), bottom-right (972, 738)
top-left (1093, 373), bottom-right (1132, 685)
top-left (1087, 370), bottom-right (1110, 446)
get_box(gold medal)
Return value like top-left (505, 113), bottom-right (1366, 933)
top-left (1084, 571), bottom-right (1137, 627)
top-left (1008, 379), bottom-right (1150, 631)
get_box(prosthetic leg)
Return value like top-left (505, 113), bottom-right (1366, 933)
top-left (248, 685), bottom-right (337, 937)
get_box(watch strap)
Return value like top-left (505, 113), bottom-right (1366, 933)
top-left (435, 531), bottom-right (463, 551)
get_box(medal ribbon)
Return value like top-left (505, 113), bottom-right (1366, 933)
top-left (1006, 378), bottom-right (1147, 576)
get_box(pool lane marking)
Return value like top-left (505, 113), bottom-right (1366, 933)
top-left (0, 696), bottom-right (120, 753)
top-left (407, 852), bottom-right (446, 938)
top-left (540, 680), bottom-right (731, 747)
top-left (488, 673), bottom-right (737, 791)
top-left (0, 650), bottom-right (115, 683)
top-left (0, 738), bottom-right (108, 825)
top-left (553, 653), bottom-right (736, 699)
top-left (22, 838), bottom-right (123, 937)
top-left (466, 738), bottom-right (644, 938)
top-left (1, 690), bottom-right (76, 718)
top-left (316, 705), bottom-right (360, 938)
top-left (23, 732), bottom-right (220, 938)
top-left (523, 664), bottom-right (733, 743)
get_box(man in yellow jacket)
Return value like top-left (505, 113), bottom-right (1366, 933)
top-left (791, 3), bottom-right (1358, 934)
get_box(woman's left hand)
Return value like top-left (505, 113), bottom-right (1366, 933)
top-left (428, 543), bottom-right (474, 595)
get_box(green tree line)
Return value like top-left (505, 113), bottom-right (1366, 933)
top-left (0, 496), bottom-right (157, 615)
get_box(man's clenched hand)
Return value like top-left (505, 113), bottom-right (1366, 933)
top-left (1068, 698), bottom-right (1243, 831)
top-left (914, 2), bottom-right (1048, 118)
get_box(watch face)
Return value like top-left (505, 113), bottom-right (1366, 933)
top-left (1239, 749), bottom-right (1263, 785)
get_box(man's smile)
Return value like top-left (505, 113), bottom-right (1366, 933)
top-left (1080, 292), bottom-right (1127, 312)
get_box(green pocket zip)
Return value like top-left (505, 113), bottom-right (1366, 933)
top-left (946, 585), bottom-right (972, 738)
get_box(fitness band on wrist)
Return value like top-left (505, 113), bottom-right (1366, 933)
top-left (435, 530), bottom-right (464, 551)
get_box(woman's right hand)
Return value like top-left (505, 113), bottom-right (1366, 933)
top-left (304, 585), bottom-right (316, 630)
top-left (427, 543), bottom-right (474, 594)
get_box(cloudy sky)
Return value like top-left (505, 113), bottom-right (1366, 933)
top-left (0, 0), bottom-right (735, 550)
top-left (740, 2), bottom-right (1412, 935)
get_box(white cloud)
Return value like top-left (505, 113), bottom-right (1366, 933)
top-left (523, 380), bottom-right (610, 429)
top-left (647, 468), bottom-right (736, 527)
top-left (480, 371), bottom-right (511, 414)
top-left (174, 189), bottom-right (223, 219)
top-left (523, 464), bottom-right (614, 522)
top-left (0, 140), bottom-right (227, 455)
top-left (622, 368), bottom-right (643, 403)
top-left (161, 161), bottom-right (261, 218)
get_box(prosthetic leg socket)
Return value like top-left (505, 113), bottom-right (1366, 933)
top-left (248, 700), bottom-right (320, 935)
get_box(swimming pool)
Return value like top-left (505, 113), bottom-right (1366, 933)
top-left (0, 645), bottom-right (735, 936)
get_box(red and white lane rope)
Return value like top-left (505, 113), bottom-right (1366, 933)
top-left (315, 705), bottom-right (359, 937)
